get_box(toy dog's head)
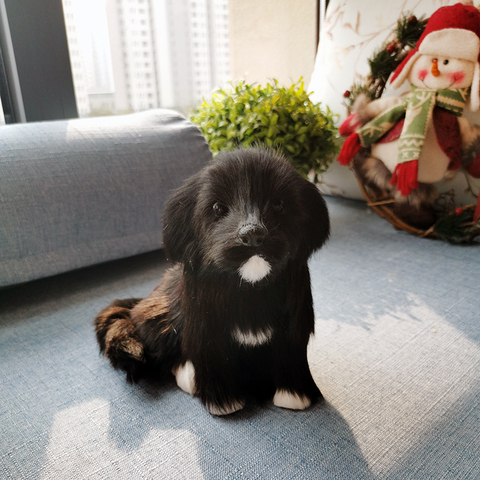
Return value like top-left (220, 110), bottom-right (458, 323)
top-left (163, 149), bottom-right (330, 284)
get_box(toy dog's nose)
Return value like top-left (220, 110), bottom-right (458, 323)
top-left (431, 59), bottom-right (440, 77)
top-left (238, 224), bottom-right (267, 247)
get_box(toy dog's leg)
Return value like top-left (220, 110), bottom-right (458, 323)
top-left (94, 298), bottom-right (146, 382)
top-left (272, 275), bottom-right (321, 410)
top-left (353, 149), bottom-right (393, 195)
top-left (272, 339), bottom-right (321, 410)
top-left (193, 356), bottom-right (246, 416)
top-left (175, 341), bottom-right (246, 415)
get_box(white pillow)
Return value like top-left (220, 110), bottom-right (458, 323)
top-left (309, 0), bottom-right (480, 205)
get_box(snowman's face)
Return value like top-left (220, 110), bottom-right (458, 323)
top-left (409, 54), bottom-right (475, 90)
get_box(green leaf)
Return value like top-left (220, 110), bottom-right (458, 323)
top-left (285, 144), bottom-right (296, 154)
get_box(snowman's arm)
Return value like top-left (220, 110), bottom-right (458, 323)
top-left (354, 94), bottom-right (404, 123)
top-left (340, 94), bottom-right (404, 137)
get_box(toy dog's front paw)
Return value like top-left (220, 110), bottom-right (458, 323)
top-left (273, 390), bottom-right (312, 410)
top-left (173, 361), bottom-right (196, 395)
top-left (206, 399), bottom-right (245, 416)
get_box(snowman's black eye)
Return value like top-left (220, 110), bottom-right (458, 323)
top-left (443, 59), bottom-right (449, 65)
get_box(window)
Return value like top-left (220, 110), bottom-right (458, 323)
top-left (0, 0), bottom-right (231, 122)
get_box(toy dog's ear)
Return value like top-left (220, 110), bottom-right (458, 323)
top-left (162, 172), bottom-right (202, 264)
top-left (298, 179), bottom-right (330, 259)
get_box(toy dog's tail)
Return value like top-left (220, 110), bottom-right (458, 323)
top-left (94, 298), bottom-right (146, 382)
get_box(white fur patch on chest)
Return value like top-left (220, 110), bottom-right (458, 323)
top-left (233, 326), bottom-right (273, 347)
top-left (238, 255), bottom-right (271, 284)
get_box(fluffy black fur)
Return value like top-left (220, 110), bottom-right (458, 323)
top-left (95, 148), bottom-right (330, 415)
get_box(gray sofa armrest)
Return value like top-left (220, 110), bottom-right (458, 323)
top-left (0, 109), bottom-right (212, 287)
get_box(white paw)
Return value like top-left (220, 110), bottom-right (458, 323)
top-left (273, 390), bottom-right (311, 410)
top-left (206, 400), bottom-right (245, 416)
top-left (173, 361), bottom-right (196, 395)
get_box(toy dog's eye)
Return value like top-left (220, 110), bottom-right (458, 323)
top-left (272, 199), bottom-right (284, 212)
top-left (443, 59), bottom-right (449, 65)
top-left (213, 202), bottom-right (228, 217)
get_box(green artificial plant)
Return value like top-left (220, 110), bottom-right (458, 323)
top-left (190, 79), bottom-right (338, 182)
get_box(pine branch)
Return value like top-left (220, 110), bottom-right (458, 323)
top-left (395, 14), bottom-right (427, 49)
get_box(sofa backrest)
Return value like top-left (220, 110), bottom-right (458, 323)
top-left (0, 109), bottom-right (212, 287)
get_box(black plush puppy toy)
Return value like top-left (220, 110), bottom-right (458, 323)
top-left (95, 148), bottom-right (330, 415)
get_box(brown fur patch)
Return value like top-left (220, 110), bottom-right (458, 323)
top-left (104, 319), bottom-right (144, 361)
top-left (393, 184), bottom-right (437, 229)
top-left (394, 183), bottom-right (437, 208)
top-left (130, 295), bottom-right (170, 325)
top-left (95, 306), bottom-right (130, 328)
top-left (363, 156), bottom-right (392, 192)
top-left (353, 150), bottom-right (392, 195)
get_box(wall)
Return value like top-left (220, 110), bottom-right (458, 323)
top-left (228, 0), bottom-right (318, 87)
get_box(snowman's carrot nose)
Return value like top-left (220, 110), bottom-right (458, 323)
top-left (431, 59), bottom-right (440, 77)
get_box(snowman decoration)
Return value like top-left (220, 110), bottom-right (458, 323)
top-left (338, 2), bottom-right (480, 229)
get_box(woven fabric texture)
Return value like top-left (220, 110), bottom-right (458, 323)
top-left (1, 196), bottom-right (479, 479)
top-left (0, 109), bottom-right (211, 287)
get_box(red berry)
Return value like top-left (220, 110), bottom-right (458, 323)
top-left (408, 15), bottom-right (417, 25)
top-left (343, 90), bottom-right (350, 98)
top-left (387, 44), bottom-right (396, 54)
top-left (455, 207), bottom-right (463, 215)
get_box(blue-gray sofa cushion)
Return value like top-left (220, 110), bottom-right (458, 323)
top-left (0, 109), bottom-right (212, 287)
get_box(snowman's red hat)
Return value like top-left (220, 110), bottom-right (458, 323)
top-left (390, 2), bottom-right (480, 110)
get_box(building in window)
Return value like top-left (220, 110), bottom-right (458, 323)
top-left (63, 0), bottom-right (230, 116)
top-left (63, 0), bottom-right (115, 116)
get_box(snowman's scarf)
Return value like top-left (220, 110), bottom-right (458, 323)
top-left (358, 86), bottom-right (469, 165)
